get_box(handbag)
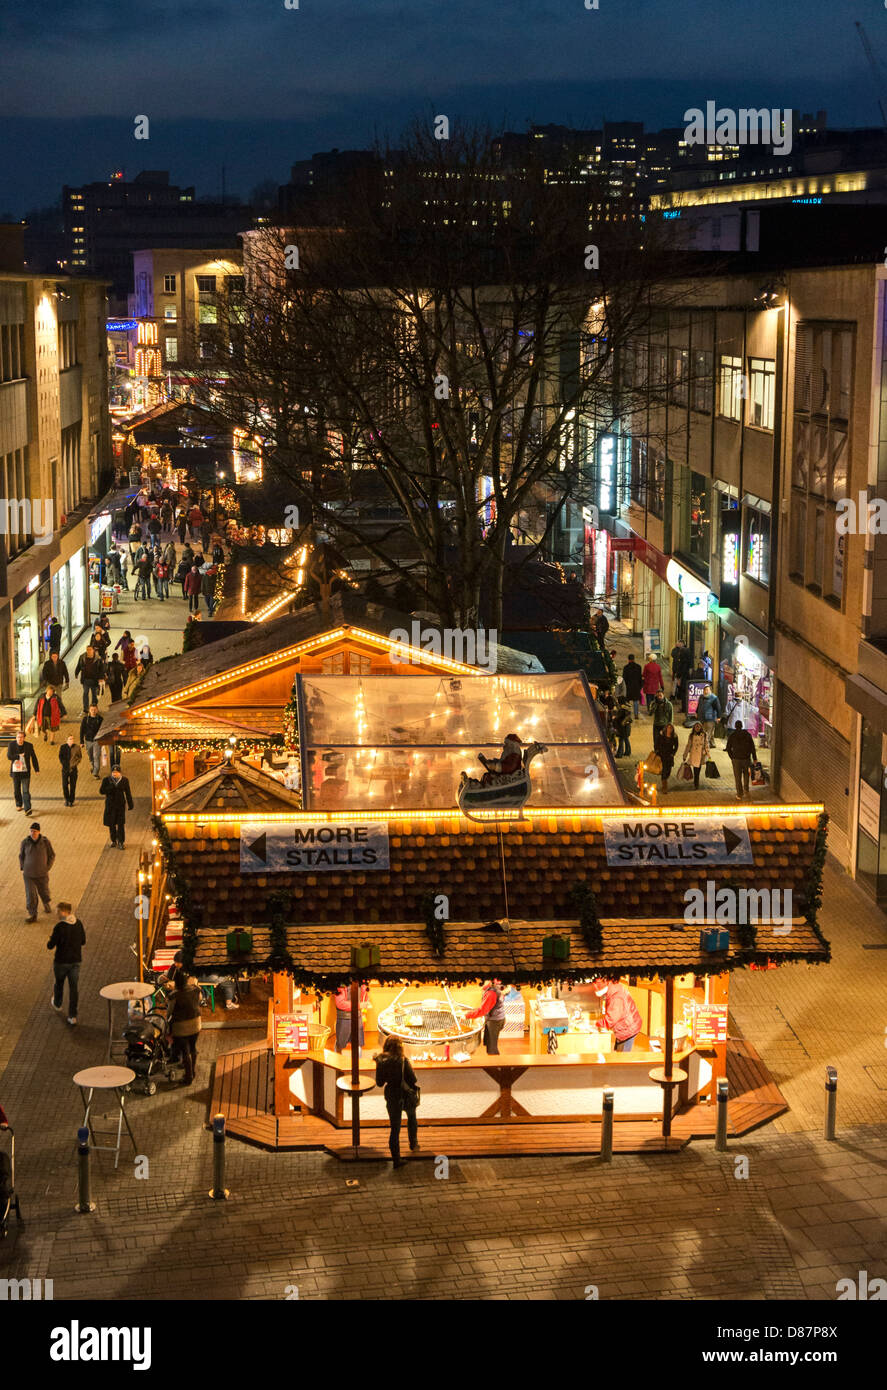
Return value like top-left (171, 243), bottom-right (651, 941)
top-left (713, 719), bottom-right (727, 741)
top-left (400, 1057), bottom-right (420, 1108)
top-left (680, 762), bottom-right (694, 781)
top-left (705, 759), bottom-right (719, 778)
top-left (646, 751), bottom-right (662, 774)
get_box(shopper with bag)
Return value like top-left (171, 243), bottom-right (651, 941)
top-left (373, 1034), bottom-right (420, 1167)
top-left (655, 722), bottom-right (679, 793)
top-left (697, 685), bottom-right (722, 745)
top-left (613, 699), bottom-right (633, 758)
top-left (726, 720), bottom-right (757, 800)
top-left (682, 721), bottom-right (710, 790)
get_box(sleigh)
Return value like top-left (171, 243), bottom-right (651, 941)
top-left (457, 742), bottom-right (547, 818)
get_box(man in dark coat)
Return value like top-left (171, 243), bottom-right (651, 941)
top-left (621, 654), bottom-right (644, 719)
top-left (99, 767), bottom-right (134, 848)
top-left (726, 720), bottom-right (757, 800)
top-left (19, 821), bottom-right (55, 921)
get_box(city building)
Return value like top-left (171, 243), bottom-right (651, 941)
top-left (63, 170), bottom-right (246, 301)
top-left (0, 262), bottom-right (111, 698)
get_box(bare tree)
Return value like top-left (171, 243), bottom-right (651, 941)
top-left (188, 124), bottom-right (680, 629)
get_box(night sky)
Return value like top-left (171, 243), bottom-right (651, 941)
top-left (1, 0), bottom-right (884, 214)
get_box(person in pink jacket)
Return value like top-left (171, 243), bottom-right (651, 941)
top-left (641, 656), bottom-right (664, 711)
top-left (592, 979), bottom-right (643, 1052)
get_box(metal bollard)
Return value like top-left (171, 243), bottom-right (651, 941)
top-left (75, 1126), bottom-right (95, 1213)
top-left (715, 1078), bottom-right (729, 1151)
top-left (824, 1066), bottom-right (838, 1141)
top-left (208, 1113), bottom-right (229, 1200)
top-left (599, 1088), bottom-right (614, 1163)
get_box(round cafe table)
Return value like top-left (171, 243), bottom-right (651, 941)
top-left (73, 1066), bottom-right (137, 1170)
top-left (100, 980), bottom-right (156, 1062)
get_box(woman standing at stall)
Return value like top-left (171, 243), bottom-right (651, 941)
top-left (374, 1034), bottom-right (420, 1168)
top-left (333, 983), bottom-right (370, 1053)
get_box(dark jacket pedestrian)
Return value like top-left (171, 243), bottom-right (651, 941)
top-left (168, 971), bottom-right (202, 1083)
top-left (592, 609), bottom-right (609, 644)
top-left (651, 691), bottom-right (674, 732)
top-left (41, 653), bottom-right (69, 688)
top-left (48, 903), bottom-right (86, 1023)
top-left (59, 737), bottom-right (82, 805)
top-left (697, 689), bottom-right (721, 726)
top-left (655, 723), bottom-right (679, 790)
top-left (99, 769), bottom-right (133, 847)
top-left (91, 626), bottom-right (110, 658)
top-left (48, 617), bottom-right (63, 654)
top-left (726, 722), bottom-right (757, 800)
top-left (8, 733), bottom-right (38, 813)
top-left (116, 632), bottom-right (137, 671)
top-left (613, 701), bottom-right (633, 757)
top-left (374, 1035), bottom-right (419, 1165)
top-left (74, 649), bottom-right (105, 712)
top-left (622, 658), bottom-right (643, 702)
top-left (19, 824), bottom-right (55, 920)
top-left (106, 653), bottom-right (125, 702)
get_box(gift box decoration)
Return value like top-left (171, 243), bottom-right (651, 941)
top-left (542, 932), bottom-right (571, 962)
top-left (226, 929), bottom-right (253, 956)
top-left (351, 942), bottom-right (381, 969)
top-left (699, 927), bottom-right (730, 953)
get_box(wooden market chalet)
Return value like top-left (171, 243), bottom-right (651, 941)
top-left (126, 597), bottom-right (831, 1159)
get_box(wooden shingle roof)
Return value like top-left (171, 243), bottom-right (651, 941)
top-left (162, 760), bottom-right (302, 814)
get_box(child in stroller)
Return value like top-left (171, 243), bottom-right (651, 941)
top-left (123, 1010), bottom-right (184, 1095)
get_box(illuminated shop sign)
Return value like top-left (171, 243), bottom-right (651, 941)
top-left (598, 434), bottom-right (616, 514)
top-left (106, 319), bottom-right (137, 332)
top-left (719, 505), bottom-right (741, 609)
top-left (665, 557), bottom-right (711, 623)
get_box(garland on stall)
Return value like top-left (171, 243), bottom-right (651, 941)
top-left (152, 814), bottom-right (198, 967)
top-left (125, 736), bottom-right (283, 753)
top-left (283, 678), bottom-right (299, 752)
top-left (266, 890), bottom-right (295, 973)
top-left (570, 880), bottom-right (603, 953)
top-left (420, 891), bottom-right (447, 958)
top-left (801, 811), bottom-right (831, 959)
top-left (213, 562), bottom-right (228, 606)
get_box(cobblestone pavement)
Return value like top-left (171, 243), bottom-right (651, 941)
top-left (0, 593), bottom-right (884, 1300)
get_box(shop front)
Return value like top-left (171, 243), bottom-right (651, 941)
top-left (51, 548), bottom-right (88, 657)
top-left (13, 571), bottom-right (52, 699)
top-left (718, 631), bottom-right (774, 748)
top-left (87, 509), bottom-right (113, 620)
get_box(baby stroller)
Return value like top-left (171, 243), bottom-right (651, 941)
top-left (0, 1106), bottom-right (22, 1238)
top-left (123, 1010), bottom-right (183, 1095)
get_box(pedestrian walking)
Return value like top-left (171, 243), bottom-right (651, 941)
top-left (622, 654), bottom-right (643, 720)
top-left (163, 539), bottom-right (177, 571)
top-left (175, 508), bottom-right (187, 543)
top-left (465, 979), bottom-right (506, 1054)
top-left (47, 616), bottom-right (63, 655)
top-left (373, 1034), bottom-right (420, 1167)
top-left (107, 548), bottom-right (123, 587)
top-left (7, 730), bottom-right (38, 813)
top-left (154, 556), bottom-right (170, 600)
top-left (184, 565), bottom-right (202, 613)
top-left (91, 623), bottom-right (110, 660)
top-left (726, 720), bottom-right (757, 800)
top-left (112, 506), bottom-right (127, 541)
top-left (123, 660), bottom-right (146, 700)
top-left (118, 548), bottom-right (130, 591)
top-left (19, 822), bottom-right (54, 922)
top-left (160, 499), bottom-right (173, 533)
top-left (641, 654), bottom-right (664, 711)
top-left (105, 652), bottom-right (125, 702)
top-left (168, 968), bottom-right (202, 1084)
top-left (74, 645), bottom-right (104, 712)
top-left (80, 704), bottom-right (103, 778)
top-left (187, 504), bottom-right (203, 541)
top-left (681, 721), bottom-right (710, 790)
top-left (591, 608), bottom-right (609, 645)
top-left (33, 685), bottom-right (65, 744)
top-left (116, 630), bottom-right (137, 671)
top-left (99, 766), bottom-right (134, 848)
top-left (201, 565), bottom-right (217, 616)
top-left (147, 512), bottom-right (162, 544)
top-left (613, 698), bottom-right (633, 758)
top-left (696, 684), bottom-right (722, 745)
top-left (654, 722), bottom-right (679, 793)
top-left (128, 521), bottom-right (143, 555)
top-left (650, 689), bottom-right (674, 736)
top-left (40, 651), bottom-right (69, 690)
top-left (134, 551), bottom-right (153, 601)
top-left (47, 902), bottom-right (85, 1025)
top-left (59, 735), bottom-right (82, 805)
top-left (211, 541), bottom-right (224, 567)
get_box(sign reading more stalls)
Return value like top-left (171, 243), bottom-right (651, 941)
top-left (603, 817), bottom-right (754, 866)
top-left (239, 821), bottom-right (390, 873)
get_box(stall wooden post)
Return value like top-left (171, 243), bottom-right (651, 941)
top-left (272, 972), bottom-right (293, 1118)
top-left (350, 976), bottom-right (361, 1149)
top-left (662, 979), bottom-right (675, 1137)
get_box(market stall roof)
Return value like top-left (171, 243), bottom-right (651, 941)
top-left (158, 803), bottom-right (830, 979)
top-left (98, 592), bottom-right (545, 745)
top-left (162, 759), bottom-right (302, 814)
top-left (125, 400), bottom-right (233, 447)
top-left (189, 913), bottom-right (828, 982)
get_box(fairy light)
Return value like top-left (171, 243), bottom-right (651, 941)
top-left (160, 802), bottom-right (824, 826)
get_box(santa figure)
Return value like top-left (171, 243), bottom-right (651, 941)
top-left (478, 732), bottom-right (524, 785)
